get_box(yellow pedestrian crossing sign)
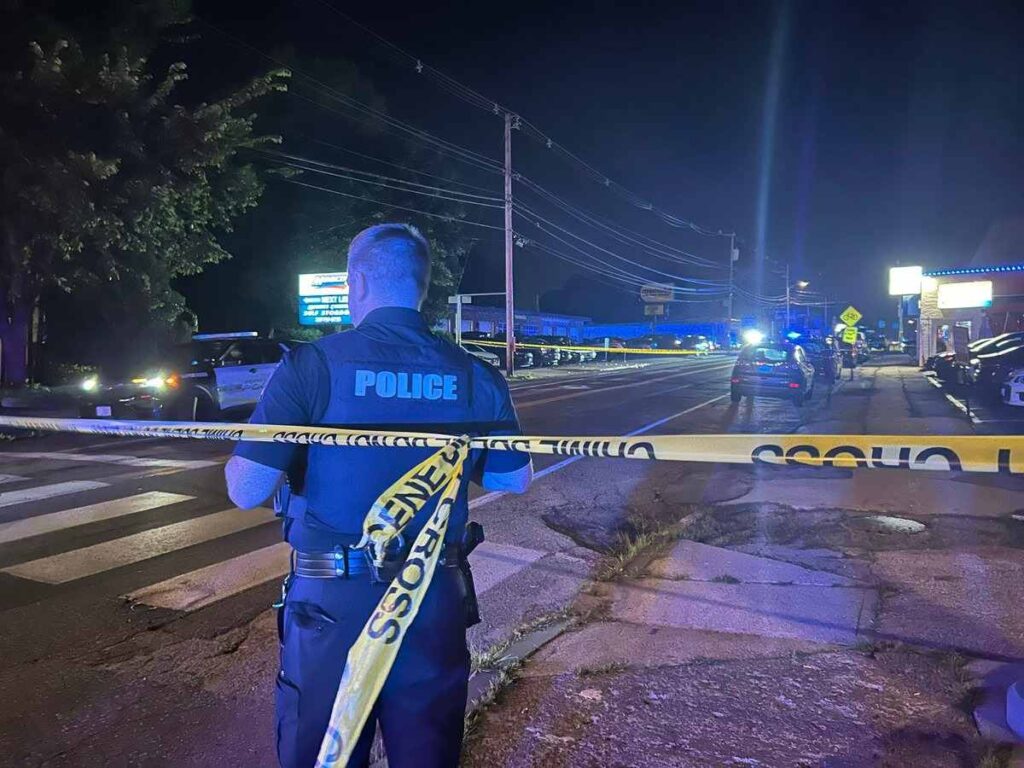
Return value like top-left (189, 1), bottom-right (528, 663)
top-left (839, 305), bottom-right (862, 327)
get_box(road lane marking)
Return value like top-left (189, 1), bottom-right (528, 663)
top-left (0, 480), bottom-right (108, 510)
top-left (123, 538), bottom-right (545, 612)
top-left (3, 507), bottom-right (277, 584)
top-left (924, 376), bottom-right (982, 424)
top-left (0, 491), bottom-right (194, 545)
top-left (126, 541), bottom-right (292, 611)
top-left (0, 451), bottom-right (219, 470)
top-left (516, 363), bottom-right (733, 409)
top-left (470, 394), bottom-right (729, 510)
top-left (0, 474), bottom-right (26, 485)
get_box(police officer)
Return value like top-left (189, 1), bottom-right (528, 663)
top-left (225, 223), bottom-right (533, 768)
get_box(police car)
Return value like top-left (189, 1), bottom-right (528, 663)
top-left (79, 332), bottom-right (290, 421)
top-left (1001, 368), bottom-right (1024, 407)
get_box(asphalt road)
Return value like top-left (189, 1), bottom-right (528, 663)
top-left (0, 354), bottom-right (862, 766)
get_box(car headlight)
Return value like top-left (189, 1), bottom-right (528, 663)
top-left (131, 372), bottom-right (180, 390)
top-left (80, 375), bottom-right (99, 392)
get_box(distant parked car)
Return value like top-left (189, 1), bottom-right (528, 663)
top-left (974, 344), bottom-right (1024, 399)
top-left (461, 343), bottom-right (500, 368)
top-left (800, 338), bottom-right (842, 381)
top-left (1001, 368), bottom-right (1024, 407)
top-left (730, 341), bottom-right (816, 405)
top-left (519, 336), bottom-right (560, 367)
top-left (624, 336), bottom-right (656, 350)
top-left (680, 335), bottom-right (711, 355)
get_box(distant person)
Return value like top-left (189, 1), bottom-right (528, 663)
top-left (224, 223), bottom-right (533, 768)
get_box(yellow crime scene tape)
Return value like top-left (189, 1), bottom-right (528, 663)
top-left (467, 338), bottom-right (703, 356)
top-left (317, 438), bottom-right (469, 768)
top-left (3, 414), bottom-right (1024, 764)
top-left (0, 415), bottom-right (1022, 474)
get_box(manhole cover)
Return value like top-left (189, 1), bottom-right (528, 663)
top-left (861, 515), bottom-right (926, 533)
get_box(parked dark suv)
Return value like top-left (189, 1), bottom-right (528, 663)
top-left (730, 341), bottom-right (816, 405)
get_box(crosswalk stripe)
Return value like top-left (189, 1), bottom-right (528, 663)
top-left (0, 480), bottom-right (108, 510)
top-left (470, 541), bottom-right (547, 594)
top-left (0, 491), bottom-right (194, 545)
top-left (3, 507), bottom-right (277, 584)
top-left (0, 474), bottom-right (26, 485)
top-left (0, 451), bottom-right (219, 470)
top-left (124, 539), bottom-right (547, 612)
top-left (126, 542), bottom-right (292, 612)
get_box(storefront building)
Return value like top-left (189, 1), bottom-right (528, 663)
top-left (446, 304), bottom-right (591, 340)
top-left (918, 263), bottom-right (1024, 364)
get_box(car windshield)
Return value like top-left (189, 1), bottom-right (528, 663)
top-left (740, 346), bottom-right (789, 363)
top-left (171, 341), bottom-right (232, 367)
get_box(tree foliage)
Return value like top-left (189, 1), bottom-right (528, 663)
top-left (0, 0), bottom-right (288, 381)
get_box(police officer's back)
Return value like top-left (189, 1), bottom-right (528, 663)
top-left (225, 223), bottom-right (532, 768)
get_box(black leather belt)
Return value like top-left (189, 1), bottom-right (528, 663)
top-left (293, 544), bottom-right (464, 580)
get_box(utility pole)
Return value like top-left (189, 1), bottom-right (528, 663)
top-left (726, 233), bottom-right (736, 345)
top-left (785, 263), bottom-right (791, 330)
top-left (504, 112), bottom-right (515, 377)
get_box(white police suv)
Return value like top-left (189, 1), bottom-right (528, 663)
top-left (80, 332), bottom-right (291, 421)
top-left (1001, 368), bottom-right (1024, 408)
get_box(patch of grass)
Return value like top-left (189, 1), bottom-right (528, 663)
top-left (462, 661), bottom-right (523, 744)
top-left (576, 661), bottom-right (628, 677)
top-left (469, 639), bottom-right (513, 673)
top-left (710, 574), bottom-right (741, 584)
top-left (977, 744), bottom-right (1011, 768)
top-left (595, 525), bottom-right (678, 582)
top-left (676, 508), bottom-right (727, 544)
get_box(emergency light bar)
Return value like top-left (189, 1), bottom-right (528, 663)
top-left (192, 332), bottom-right (260, 341)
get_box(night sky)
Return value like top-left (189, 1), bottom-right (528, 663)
top-left (191, 0), bottom-right (1024, 327)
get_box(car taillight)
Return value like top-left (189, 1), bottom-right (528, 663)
top-left (730, 377), bottom-right (741, 384)
top-left (788, 381), bottom-right (801, 389)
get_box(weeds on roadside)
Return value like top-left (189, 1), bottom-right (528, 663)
top-left (577, 661), bottom-right (628, 677)
top-left (710, 574), bottom-right (741, 584)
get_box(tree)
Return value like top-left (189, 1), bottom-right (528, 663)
top-left (174, 52), bottom-right (484, 339)
top-left (0, 1), bottom-right (288, 384)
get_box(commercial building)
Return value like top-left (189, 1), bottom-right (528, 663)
top-left (918, 263), bottom-right (1024, 364)
top-left (446, 304), bottom-right (591, 340)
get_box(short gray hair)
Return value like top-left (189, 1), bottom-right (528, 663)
top-left (348, 223), bottom-right (431, 301)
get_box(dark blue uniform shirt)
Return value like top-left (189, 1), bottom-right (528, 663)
top-left (235, 307), bottom-right (528, 551)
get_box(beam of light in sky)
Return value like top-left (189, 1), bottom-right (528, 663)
top-left (754, 0), bottom-right (792, 303)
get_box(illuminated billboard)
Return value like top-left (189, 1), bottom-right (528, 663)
top-left (936, 280), bottom-right (992, 309)
top-left (888, 266), bottom-right (923, 296)
top-left (298, 272), bottom-right (351, 325)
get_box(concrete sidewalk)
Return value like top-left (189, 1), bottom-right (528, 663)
top-left (463, 364), bottom-right (1024, 767)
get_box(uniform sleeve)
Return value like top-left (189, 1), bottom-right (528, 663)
top-left (233, 344), bottom-right (330, 470)
top-left (480, 371), bottom-right (531, 475)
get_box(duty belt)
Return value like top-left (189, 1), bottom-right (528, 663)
top-left (293, 543), bottom-right (464, 581)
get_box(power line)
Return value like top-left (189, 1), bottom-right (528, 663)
top-left (196, 16), bottom-right (504, 176)
top-left (311, 2), bottom-right (738, 241)
top-left (515, 173), bottom-right (724, 270)
top-left (281, 178), bottom-right (504, 230)
top-left (514, 202), bottom-right (730, 290)
top-left (296, 134), bottom-right (501, 195)
top-left (256, 149), bottom-right (504, 206)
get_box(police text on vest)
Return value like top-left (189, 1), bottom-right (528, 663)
top-left (354, 369), bottom-right (458, 401)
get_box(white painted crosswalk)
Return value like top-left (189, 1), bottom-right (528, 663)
top-left (0, 451), bottom-right (219, 470)
top-left (0, 480), bottom-right (108, 509)
top-left (0, 491), bottom-right (194, 545)
top-left (3, 507), bottom-right (277, 584)
top-left (126, 542), bottom-right (292, 612)
top-left (0, 447), bottom-right (550, 620)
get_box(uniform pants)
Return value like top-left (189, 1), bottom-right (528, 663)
top-left (275, 565), bottom-right (470, 768)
